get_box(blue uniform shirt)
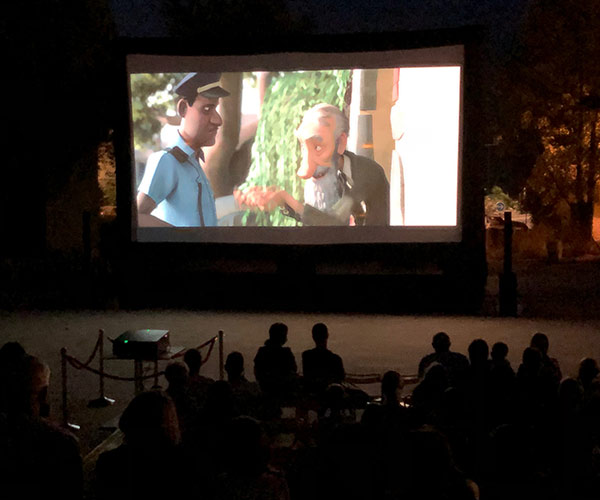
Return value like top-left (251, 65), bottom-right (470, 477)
top-left (138, 134), bottom-right (217, 227)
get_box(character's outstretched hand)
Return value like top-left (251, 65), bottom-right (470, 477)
top-left (235, 186), bottom-right (305, 216)
top-left (234, 186), bottom-right (285, 211)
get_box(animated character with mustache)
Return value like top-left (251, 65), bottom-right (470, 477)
top-left (137, 72), bottom-right (229, 227)
top-left (241, 104), bottom-right (389, 226)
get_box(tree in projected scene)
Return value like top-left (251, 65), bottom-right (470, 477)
top-left (240, 70), bottom-right (351, 227)
top-left (505, 0), bottom-right (600, 248)
top-left (130, 73), bottom-right (186, 150)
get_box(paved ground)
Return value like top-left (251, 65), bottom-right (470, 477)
top-left (1, 256), bottom-right (599, 455)
top-left (486, 256), bottom-right (600, 319)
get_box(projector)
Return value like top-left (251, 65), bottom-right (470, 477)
top-left (112, 329), bottom-right (170, 360)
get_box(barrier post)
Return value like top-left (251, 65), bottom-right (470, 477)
top-left (88, 329), bottom-right (115, 408)
top-left (61, 348), bottom-right (80, 431)
top-left (61, 347), bottom-right (68, 428)
top-left (218, 330), bottom-right (224, 380)
top-left (499, 211), bottom-right (518, 316)
top-left (134, 360), bottom-right (144, 394)
top-left (152, 359), bottom-right (161, 389)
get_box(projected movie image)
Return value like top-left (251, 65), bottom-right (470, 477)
top-left (130, 54), bottom-right (462, 243)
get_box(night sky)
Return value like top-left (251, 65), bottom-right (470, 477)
top-left (0, 0), bottom-right (540, 307)
top-left (109, 0), bottom-right (530, 61)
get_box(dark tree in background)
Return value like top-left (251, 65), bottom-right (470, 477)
top-left (162, 0), bottom-right (309, 39)
top-left (0, 0), bottom-right (310, 256)
top-left (7, 0), bottom-right (589, 251)
top-left (2, 0), bottom-right (117, 253)
top-left (494, 0), bottom-right (600, 247)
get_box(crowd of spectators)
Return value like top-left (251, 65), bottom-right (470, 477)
top-left (1, 325), bottom-right (600, 499)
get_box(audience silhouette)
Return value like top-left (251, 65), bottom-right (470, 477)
top-left (183, 347), bottom-right (215, 411)
top-left (225, 351), bottom-right (261, 417)
top-left (214, 416), bottom-right (290, 499)
top-left (11, 322), bottom-right (597, 500)
top-left (0, 352), bottom-right (83, 500)
top-left (530, 332), bottom-right (562, 389)
top-left (164, 361), bottom-right (196, 440)
top-left (302, 323), bottom-right (345, 397)
top-left (95, 390), bottom-right (187, 500)
top-left (254, 322), bottom-right (299, 405)
top-left (488, 341), bottom-right (516, 428)
top-left (418, 331), bottom-right (469, 388)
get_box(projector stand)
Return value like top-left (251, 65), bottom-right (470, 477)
top-left (134, 359), bottom-right (145, 394)
top-left (133, 358), bottom-right (164, 393)
top-left (150, 358), bottom-right (162, 390)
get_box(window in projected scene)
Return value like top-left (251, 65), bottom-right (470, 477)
top-left (128, 48), bottom-right (463, 244)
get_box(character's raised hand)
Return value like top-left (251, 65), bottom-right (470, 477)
top-left (235, 186), bottom-right (287, 211)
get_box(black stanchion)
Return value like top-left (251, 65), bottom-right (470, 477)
top-left (219, 330), bottom-right (224, 380)
top-left (61, 347), bottom-right (68, 427)
top-left (88, 329), bottom-right (116, 408)
top-left (499, 211), bottom-right (518, 316)
top-left (60, 347), bottom-right (80, 431)
top-left (64, 332), bottom-right (218, 427)
top-left (151, 359), bottom-right (162, 390)
top-left (134, 360), bottom-right (144, 394)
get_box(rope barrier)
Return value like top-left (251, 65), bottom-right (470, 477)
top-left (78, 330), bottom-right (103, 368)
top-left (170, 335), bottom-right (218, 365)
top-left (61, 331), bottom-right (223, 427)
top-left (346, 374), bottom-right (382, 385)
top-left (202, 337), bottom-right (217, 366)
top-left (62, 332), bottom-right (221, 404)
top-left (65, 353), bottom-right (165, 381)
top-left (346, 373), bottom-right (419, 386)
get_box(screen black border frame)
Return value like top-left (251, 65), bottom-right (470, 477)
top-left (112, 27), bottom-right (487, 310)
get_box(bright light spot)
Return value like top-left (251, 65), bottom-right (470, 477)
top-left (242, 81), bottom-right (260, 115)
top-left (147, 89), bottom-right (172, 107)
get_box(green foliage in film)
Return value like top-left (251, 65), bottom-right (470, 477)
top-left (130, 73), bottom-right (186, 149)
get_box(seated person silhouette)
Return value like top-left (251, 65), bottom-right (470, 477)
top-left (362, 370), bottom-right (412, 435)
top-left (516, 346), bottom-right (558, 423)
top-left (488, 341), bottom-right (516, 426)
top-left (183, 348), bottom-right (214, 411)
top-left (467, 338), bottom-right (491, 375)
top-left (213, 416), bottom-right (290, 500)
top-left (0, 354), bottom-right (83, 500)
top-left (412, 363), bottom-right (450, 424)
top-left (253, 322), bottom-right (298, 405)
top-left (530, 332), bottom-right (562, 388)
top-left (578, 357), bottom-right (600, 400)
top-left (95, 390), bottom-right (187, 500)
top-left (0, 341), bottom-right (27, 412)
top-left (490, 342), bottom-right (515, 377)
top-left (418, 332), bottom-right (469, 388)
top-left (398, 428), bottom-right (478, 500)
top-left (302, 323), bottom-right (345, 397)
top-left (164, 361), bottom-right (196, 440)
top-left (465, 338), bottom-right (491, 398)
top-left (225, 351), bottom-right (261, 417)
top-left (165, 361), bottom-right (189, 402)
